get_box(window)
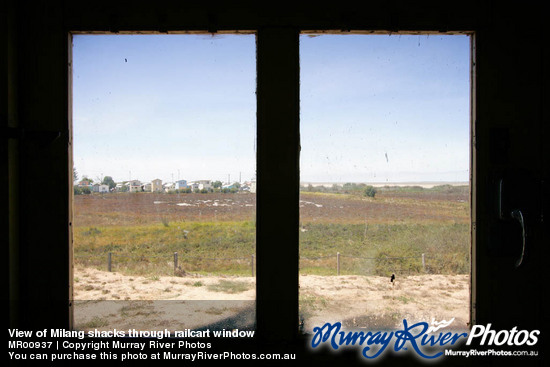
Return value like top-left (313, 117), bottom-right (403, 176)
top-left (71, 34), bottom-right (257, 332)
top-left (67, 29), bottom-right (473, 339)
top-left (299, 34), bottom-right (471, 331)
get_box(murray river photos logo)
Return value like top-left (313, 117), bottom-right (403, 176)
top-left (310, 318), bottom-right (540, 362)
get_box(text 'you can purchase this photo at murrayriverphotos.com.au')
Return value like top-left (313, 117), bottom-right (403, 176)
top-left (7, 327), bottom-right (298, 363)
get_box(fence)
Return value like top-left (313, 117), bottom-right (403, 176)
top-left (75, 251), bottom-right (462, 277)
top-left (298, 252), bottom-right (455, 276)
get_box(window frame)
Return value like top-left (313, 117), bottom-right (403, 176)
top-left (67, 29), bottom-right (475, 340)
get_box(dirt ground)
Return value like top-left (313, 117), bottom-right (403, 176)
top-left (73, 267), bottom-right (469, 332)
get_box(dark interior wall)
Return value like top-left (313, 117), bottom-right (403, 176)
top-left (4, 0), bottom-right (548, 358)
top-left (7, 2), bottom-right (70, 326)
top-left (6, 0), bottom-right (71, 328)
top-left (472, 6), bottom-right (548, 337)
top-left (474, 24), bottom-right (547, 331)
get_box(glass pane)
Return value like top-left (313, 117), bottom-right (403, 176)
top-left (72, 34), bottom-right (256, 332)
top-left (299, 34), bottom-right (470, 332)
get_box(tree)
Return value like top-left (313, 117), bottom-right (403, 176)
top-left (102, 176), bottom-right (116, 190)
top-left (212, 181), bottom-right (223, 189)
top-left (75, 187), bottom-right (91, 195)
top-left (73, 167), bottom-right (78, 182)
top-left (81, 176), bottom-right (93, 184)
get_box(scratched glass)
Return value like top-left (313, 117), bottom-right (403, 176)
top-left (71, 34), bottom-right (256, 332)
top-left (299, 34), bottom-right (471, 333)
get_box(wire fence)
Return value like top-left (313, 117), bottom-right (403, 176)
top-left (75, 251), bottom-right (467, 277)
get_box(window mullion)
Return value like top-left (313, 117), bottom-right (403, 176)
top-left (256, 28), bottom-right (300, 342)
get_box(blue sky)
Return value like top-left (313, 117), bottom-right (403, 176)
top-left (300, 34), bottom-right (470, 183)
top-left (72, 33), bottom-right (470, 184)
top-left (72, 34), bottom-right (256, 184)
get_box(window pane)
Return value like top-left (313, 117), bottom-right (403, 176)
top-left (299, 34), bottom-right (470, 332)
top-left (72, 34), bottom-right (256, 332)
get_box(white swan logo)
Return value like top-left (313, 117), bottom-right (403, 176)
top-left (426, 318), bottom-right (455, 334)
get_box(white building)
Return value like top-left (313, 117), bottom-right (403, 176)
top-left (189, 180), bottom-right (211, 191)
top-left (197, 180), bottom-right (212, 191)
top-left (163, 182), bottom-right (175, 192)
top-left (91, 183), bottom-right (109, 193)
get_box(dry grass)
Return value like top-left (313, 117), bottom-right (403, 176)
top-left (74, 189), bottom-right (469, 276)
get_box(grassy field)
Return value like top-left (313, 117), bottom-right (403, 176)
top-left (74, 185), bottom-right (469, 276)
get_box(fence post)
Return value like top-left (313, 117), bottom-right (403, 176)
top-left (108, 252), bottom-right (112, 272)
top-left (174, 252), bottom-right (178, 274)
top-left (337, 252), bottom-right (340, 276)
top-left (251, 255), bottom-right (255, 277)
top-left (422, 253), bottom-right (426, 272)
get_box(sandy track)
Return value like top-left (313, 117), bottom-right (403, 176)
top-left (73, 267), bottom-right (469, 332)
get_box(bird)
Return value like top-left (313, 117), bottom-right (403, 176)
top-left (390, 273), bottom-right (395, 283)
top-left (175, 266), bottom-right (187, 277)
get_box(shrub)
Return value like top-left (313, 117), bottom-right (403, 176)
top-left (364, 185), bottom-right (377, 198)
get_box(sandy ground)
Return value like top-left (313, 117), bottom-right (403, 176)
top-left (73, 266), bottom-right (469, 333)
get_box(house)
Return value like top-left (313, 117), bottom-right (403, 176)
top-left (188, 180), bottom-right (211, 191)
top-left (128, 180), bottom-right (142, 192)
top-left (115, 182), bottom-right (127, 192)
top-left (241, 182), bottom-right (251, 192)
top-left (92, 183), bottom-right (109, 193)
top-left (222, 183), bottom-right (238, 190)
top-left (197, 180), bottom-right (212, 191)
top-left (151, 179), bottom-right (163, 192)
top-left (174, 180), bottom-right (187, 190)
top-left (163, 182), bottom-right (175, 192)
top-left (250, 180), bottom-right (256, 194)
top-left (142, 182), bottom-right (152, 192)
top-left (77, 179), bottom-right (92, 188)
